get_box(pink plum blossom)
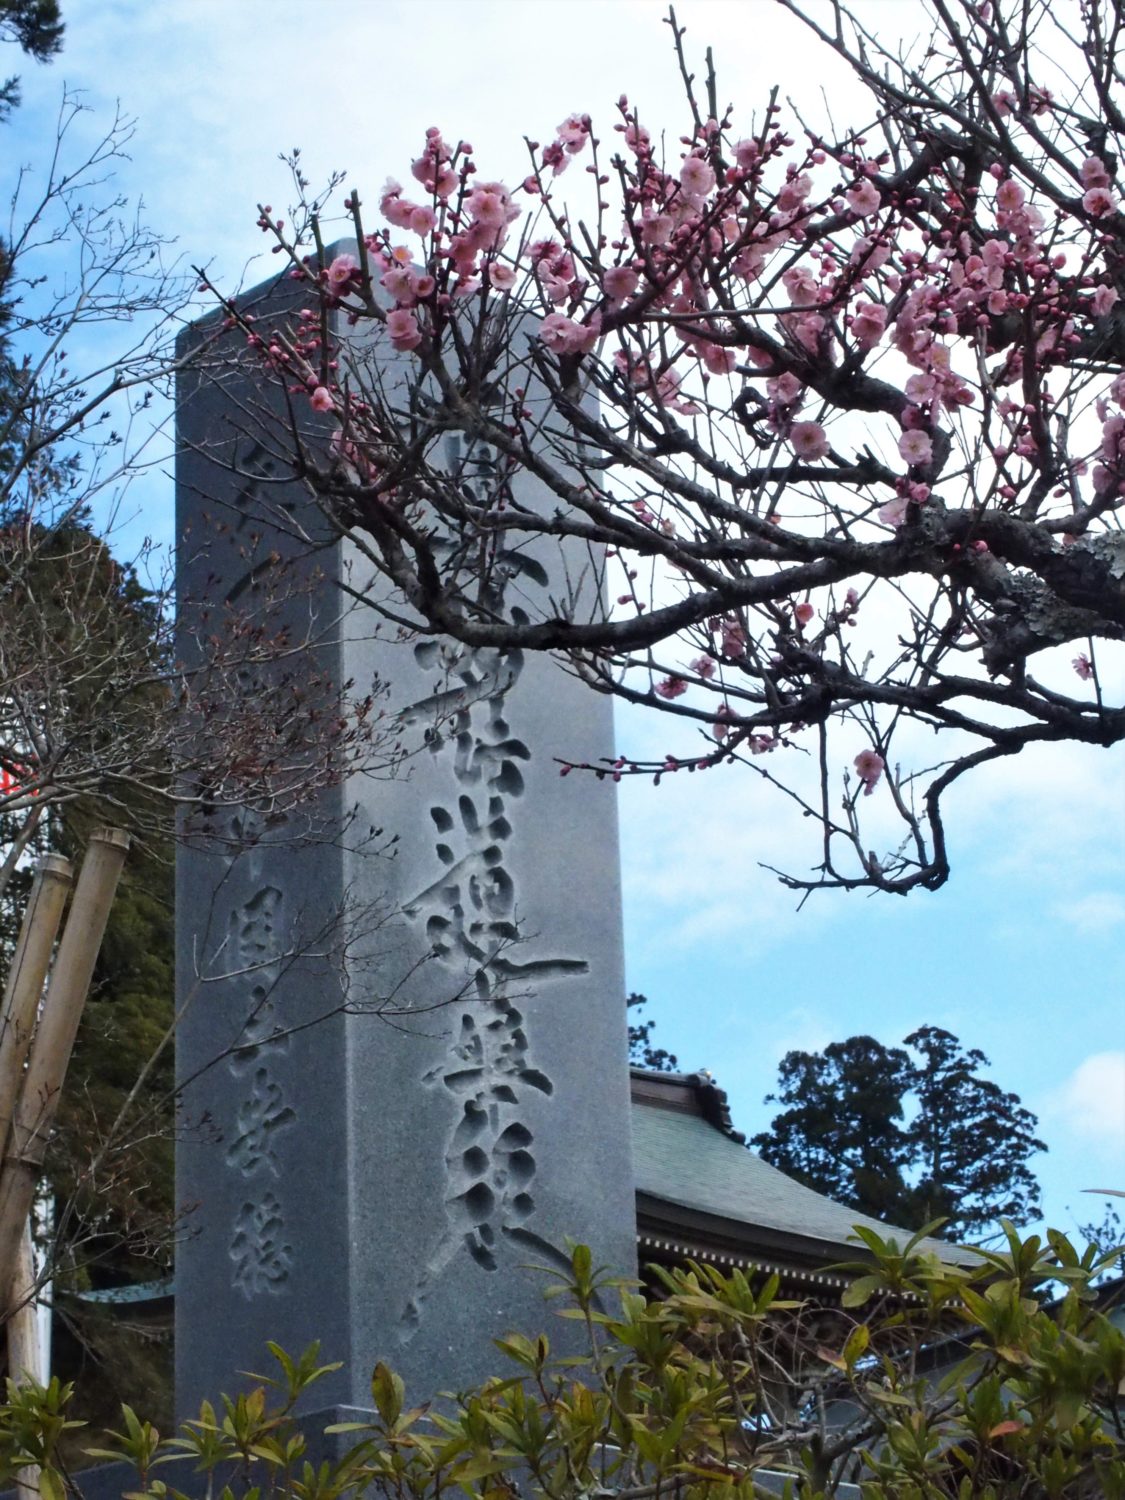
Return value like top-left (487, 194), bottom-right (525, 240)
top-left (680, 154), bottom-right (716, 201)
top-left (640, 212), bottom-right (674, 246)
top-left (794, 601), bottom-right (815, 625)
top-left (701, 343), bottom-right (737, 376)
top-left (543, 142), bottom-right (576, 179)
top-left (1092, 286), bottom-right (1119, 318)
top-left (538, 312), bottom-right (598, 355)
top-left (386, 307), bottom-right (422, 351)
top-left (326, 253), bottom-right (360, 293)
top-left (878, 495), bottom-right (910, 528)
top-left (655, 675), bottom-right (688, 699)
top-left (410, 130), bottom-right (456, 195)
top-left (783, 265), bottom-right (819, 304)
top-left (899, 429), bottom-right (934, 466)
top-left (789, 312), bottom-right (825, 353)
top-left (380, 180), bottom-right (417, 230)
top-left (432, 165), bottom-right (458, 199)
top-left (850, 235), bottom-right (891, 271)
top-left (381, 266), bottom-right (417, 305)
top-left (655, 368), bottom-right (699, 415)
top-left (851, 301), bottom-right (887, 349)
top-left (408, 131), bottom-right (457, 199)
top-left (603, 264), bottom-right (640, 303)
top-left (557, 113), bottom-right (591, 153)
top-left (1081, 155), bottom-right (1111, 188)
top-left (719, 616), bottom-right (746, 656)
top-left (733, 139), bottom-right (760, 170)
top-left (769, 372), bottom-right (804, 405)
top-left (790, 421), bottom-right (829, 460)
top-left (1073, 653), bottom-right (1093, 680)
top-left (466, 182), bottom-right (519, 240)
top-left (1083, 187), bottom-right (1116, 217)
top-left (309, 386), bottom-right (334, 412)
top-left (1100, 414), bottom-right (1125, 464)
top-left (381, 180), bottom-right (441, 233)
top-left (853, 748), bottom-right (885, 794)
top-left (467, 186), bottom-right (509, 228)
top-left (846, 179), bottom-right (881, 217)
top-left (777, 173), bottom-right (812, 213)
top-left (712, 703), bottom-right (736, 740)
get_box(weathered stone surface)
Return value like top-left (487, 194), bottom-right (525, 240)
top-left (174, 272), bottom-right (635, 1420)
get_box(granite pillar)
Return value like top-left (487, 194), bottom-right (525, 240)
top-left (174, 270), bottom-right (635, 1423)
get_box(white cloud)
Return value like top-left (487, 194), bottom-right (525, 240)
top-left (1051, 891), bottom-right (1125, 935)
top-left (1042, 1053), bottom-right (1125, 1160)
top-left (33, 0), bottom-right (862, 284)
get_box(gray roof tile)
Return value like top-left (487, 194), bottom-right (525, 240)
top-left (631, 1073), bottom-right (975, 1267)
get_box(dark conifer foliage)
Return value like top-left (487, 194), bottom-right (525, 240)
top-left (753, 1028), bottom-right (1046, 1240)
top-left (627, 992), bottom-right (679, 1074)
top-left (0, 0), bottom-right (63, 118)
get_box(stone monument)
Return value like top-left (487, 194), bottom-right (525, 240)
top-left (174, 269), bottom-right (636, 1424)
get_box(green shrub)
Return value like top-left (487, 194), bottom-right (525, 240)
top-left (2, 1225), bottom-right (1122, 1500)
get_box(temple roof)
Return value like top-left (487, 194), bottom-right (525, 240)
top-left (630, 1067), bottom-right (978, 1285)
top-left (67, 1068), bottom-right (983, 1318)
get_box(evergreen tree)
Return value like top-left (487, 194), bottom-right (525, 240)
top-left (901, 1026), bottom-right (1045, 1237)
top-left (0, 0), bottom-right (63, 118)
top-left (627, 992), bottom-right (678, 1074)
top-left (752, 1029), bottom-right (1045, 1240)
top-left (752, 1037), bottom-right (913, 1223)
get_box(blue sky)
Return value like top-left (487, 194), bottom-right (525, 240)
top-left (6, 0), bottom-right (1122, 1240)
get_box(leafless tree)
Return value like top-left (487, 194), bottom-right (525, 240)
top-left (0, 98), bottom-right (401, 904)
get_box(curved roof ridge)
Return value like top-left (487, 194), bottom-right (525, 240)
top-left (629, 1065), bottom-right (746, 1143)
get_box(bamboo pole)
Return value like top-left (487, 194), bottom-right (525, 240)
top-left (0, 855), bottom-right (74, 1153)
top-left (1, 855), bottom-right (71, 1401)
top-left (7, 1221), bottom-right (39, 1383)
top-left (9, 1219), bottom-right (39, 1500)
top-left (0, 829), bottom-right (129, 1312)
top-left (1, 857), bottom-right (74, 1500)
